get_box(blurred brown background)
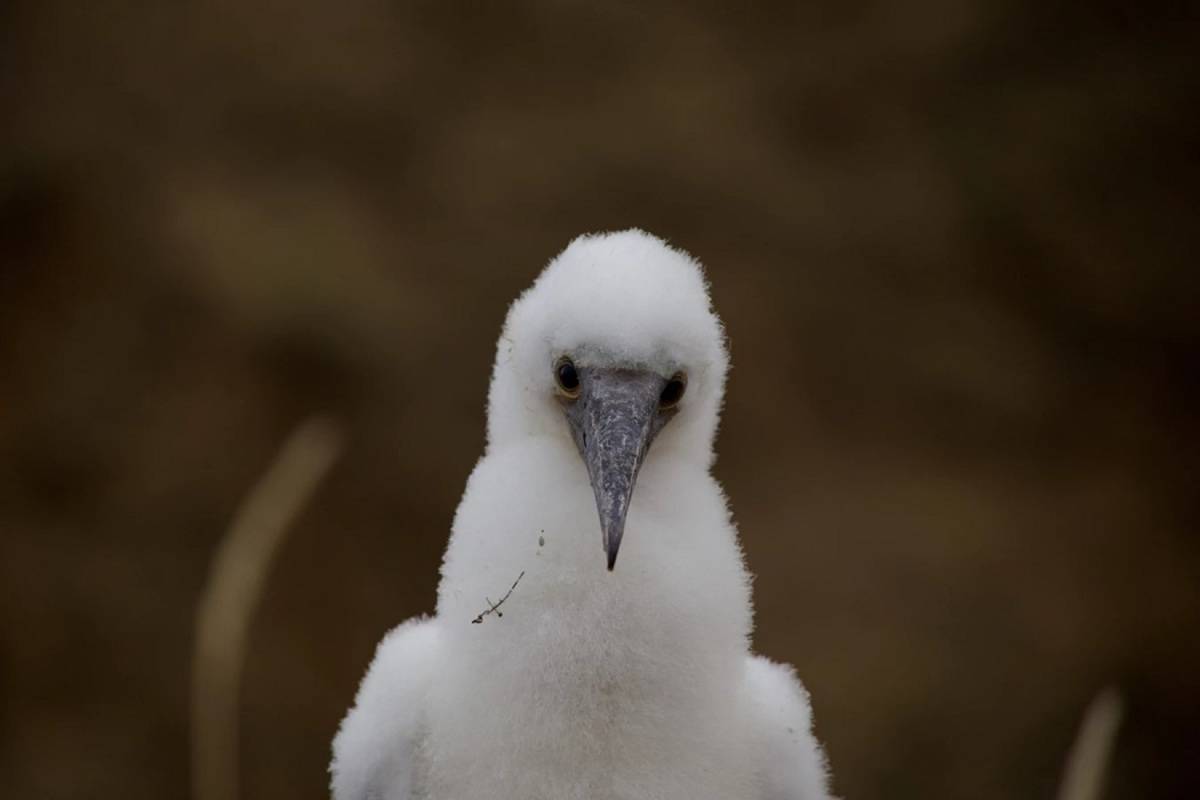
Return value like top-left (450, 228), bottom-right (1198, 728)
top-left (2, 2), bottom-right (1198, 798)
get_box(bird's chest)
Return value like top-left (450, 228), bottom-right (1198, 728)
top-left (419, 628), bottom-right (756, 800)
top-left (420, 698), bottom-right (756, 800)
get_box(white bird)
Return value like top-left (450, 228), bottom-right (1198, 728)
top-left (331, 230), bottom-right (833, 800)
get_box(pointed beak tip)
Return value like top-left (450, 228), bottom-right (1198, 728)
top-left (604, 525), bottom-right (623, 571)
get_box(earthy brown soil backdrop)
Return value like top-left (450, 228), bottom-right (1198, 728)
top-left (2, 2), bottom-right (1197, 798)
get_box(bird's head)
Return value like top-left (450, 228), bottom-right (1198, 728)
top-left (486, 230), bottom-right (729, 571)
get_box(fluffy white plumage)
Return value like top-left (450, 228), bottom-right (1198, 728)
top-left (331, 230), bottom-right (832, 800)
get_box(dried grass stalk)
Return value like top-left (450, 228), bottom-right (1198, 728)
top-left (190, 417), bottom-right (344, 800)
top-left (1056, 686), bottom-right (1124, 800)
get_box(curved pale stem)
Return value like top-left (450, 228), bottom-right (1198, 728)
top-left (1056, 687), bottom-right (1124, 800)
top-left (191, 418), bottom-right (343, 800)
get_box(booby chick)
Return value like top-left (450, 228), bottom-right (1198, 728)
top-left (331, 230), bottom-right (833, 800)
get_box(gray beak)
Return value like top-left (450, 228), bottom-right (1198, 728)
top-left (564, 368), bottom-right (670, 571)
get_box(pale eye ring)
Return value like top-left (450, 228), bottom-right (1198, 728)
top-left (554, 356), bottom-right (581, 398)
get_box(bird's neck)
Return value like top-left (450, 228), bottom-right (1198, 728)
top-left (436, 436), bottom-right (752, 694)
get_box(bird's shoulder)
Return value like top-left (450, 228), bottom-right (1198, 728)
top-left (744, 655), bottom-right (833, 800)
top-left (331, 617), bottom-right (441, 800)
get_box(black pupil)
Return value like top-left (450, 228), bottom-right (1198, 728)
top-left (557, 362), bottom-right (579, 390)
top-left (660, 379), bottom-right (684, 407)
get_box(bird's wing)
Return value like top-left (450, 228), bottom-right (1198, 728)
top-left (745, 655), bottom-right (833, 800)
top-left (331, 617), bottom-right (440, 800)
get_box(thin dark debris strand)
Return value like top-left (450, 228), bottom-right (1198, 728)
top-left (471, 571), bottom-right (525, 624)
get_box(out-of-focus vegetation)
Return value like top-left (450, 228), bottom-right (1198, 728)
top-left (1, 2), bottom-right (1196, 798)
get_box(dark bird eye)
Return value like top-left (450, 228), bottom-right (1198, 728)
top-left (659, 373), bottom-right (687, 409)
top-left (555, 357), bottom-right (580, 397)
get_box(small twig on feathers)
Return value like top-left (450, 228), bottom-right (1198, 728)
top-left (472, 571), bottom-right (526, 624)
